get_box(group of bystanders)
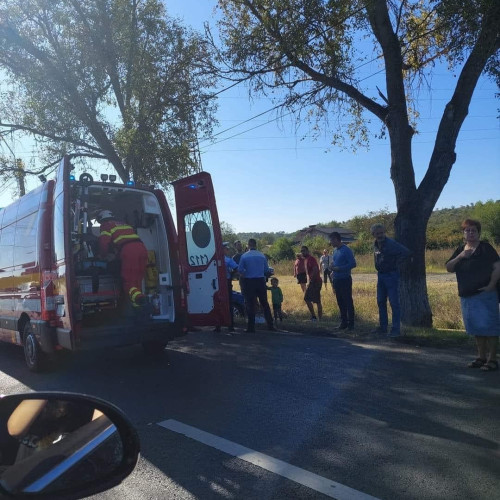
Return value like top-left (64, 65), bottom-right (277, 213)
top-left (219, 218), bottom-right (499, 373)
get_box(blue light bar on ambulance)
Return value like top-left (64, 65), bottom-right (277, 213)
top-left (126, 180), bottom-right (135, 186)
top-left (69, 174), bottom-right (76, 181)
top-left (186, 180), bottom-right (204, 190)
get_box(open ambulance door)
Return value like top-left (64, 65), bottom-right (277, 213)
top-left (173, 172), bottom-right (230, 328)
top-left (52, 156), bottom-right (79, 350)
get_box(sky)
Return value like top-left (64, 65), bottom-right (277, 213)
top-left (1, 1), bottom-right (498, 234)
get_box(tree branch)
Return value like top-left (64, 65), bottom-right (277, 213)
top-left (241, 0), bottom-right (388, 121)
top-left (0, 122), bottom-right (102, 153)
top-left (417, 0), bottom-right (500, 217)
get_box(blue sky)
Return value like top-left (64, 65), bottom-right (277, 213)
top-left (165, 1), bottom-right (499, 233)
top-left (1, 1), bottom-right (498, 234)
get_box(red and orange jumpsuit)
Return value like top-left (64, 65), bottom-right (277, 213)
top-left (98, 220), bottom-right (148, 307)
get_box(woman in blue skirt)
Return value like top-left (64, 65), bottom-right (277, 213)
top-left (446, 219), bottom-right (500, 371)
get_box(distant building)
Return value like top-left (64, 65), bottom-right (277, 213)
top-left (295, 225), bottom-right (356, 244)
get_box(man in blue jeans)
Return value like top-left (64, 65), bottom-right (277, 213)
top-left (371, 223), bottom-right (411, 337)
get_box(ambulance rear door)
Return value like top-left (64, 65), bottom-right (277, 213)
top-left (52, 156), bottom-right (79, 349)
top-left (173, 172), bottom-right (230, 327)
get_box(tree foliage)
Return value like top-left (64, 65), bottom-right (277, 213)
top-left (268, 237), bottom-right (295, 261)
top-left (472, 200), bottom-right (500, 244)
top-left (0, 0), bottom-right (217, 184)
top-left (297, 235), bottom-right (328, 258)
top-left (215, 0), bottom-right (500, 327)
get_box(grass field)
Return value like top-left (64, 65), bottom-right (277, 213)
top-left (233, 249), bottom-right (472, 346)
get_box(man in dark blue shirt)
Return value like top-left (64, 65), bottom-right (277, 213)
top-left (371, 224), bottom-right (411, 337)
top-left (238, 239), bottom-right (276, 333)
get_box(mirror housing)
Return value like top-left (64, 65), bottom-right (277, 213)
top-left (0, 392), bottom-right (139, 499)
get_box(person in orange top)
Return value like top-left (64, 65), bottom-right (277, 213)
top-left (96, 210), bottom-right (148, 308)
top-left (293, 253), bottom-right (307, 293)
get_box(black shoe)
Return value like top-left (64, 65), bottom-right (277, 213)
top-left (371, 327), bottom-right (387, 334)
top-left (245, 328), bottom-right (255, 333)
top-left (268, 326), bottom-right (277, 332)
top-left (213, 327), bottom-right (221, 333)
top-left (335, 324), bottom-right (348, 330)
top-left (228, 327), bottom-right (235, 332)
top-left (348, 325), bottom-right (354, 331)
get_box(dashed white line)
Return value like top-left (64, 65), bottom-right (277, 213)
top-left (157, 419), bottom-right (379, 500)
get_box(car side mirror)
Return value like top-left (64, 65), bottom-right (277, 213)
top-left (0, 392), bottom-right (139, 499)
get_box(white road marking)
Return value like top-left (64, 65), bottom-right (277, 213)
top-left (157, 419), bottom-right (379, 500)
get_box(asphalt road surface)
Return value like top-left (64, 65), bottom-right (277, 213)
top-left (0, 327), bottom-right (499, 499)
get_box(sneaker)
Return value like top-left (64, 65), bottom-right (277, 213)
top-left (347, 325), bottom-right (354, 331)
top-left (371, 327), bottom-right (387, 334)
top-left (334, 324), bottom-right (348, 330)
top-left (268, 326), bottom-right (277, 332)
top-left (245, 328), bottom-right (255, 333)
top-left (310, 316), bottom-right (318, 322)
top-left (388, 330), bottom-right (401, 338)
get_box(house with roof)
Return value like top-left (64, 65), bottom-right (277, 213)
top-left (295, 225), bottom-right (356, 244)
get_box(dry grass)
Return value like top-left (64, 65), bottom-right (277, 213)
top-left (273, 248), bottom-right (454, 276)
top-left (237, 257), bottom-right (468, 344)
top-left (236, 273), bottom-right (464, 330)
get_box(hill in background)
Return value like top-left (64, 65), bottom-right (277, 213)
top-left (224, 200), bottom-right (499, 255)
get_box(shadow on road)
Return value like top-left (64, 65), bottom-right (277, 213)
top-left (1, 332), bottom-right (499, 499)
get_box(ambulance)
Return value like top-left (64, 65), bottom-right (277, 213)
top-left (0, 156), bottom-right (230, 371)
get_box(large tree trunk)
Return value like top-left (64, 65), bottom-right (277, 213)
top-left (395, 209), bottom-right (433, 328)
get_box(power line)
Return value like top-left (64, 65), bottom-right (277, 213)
top-left (201, 135), bottom-right (499, 153)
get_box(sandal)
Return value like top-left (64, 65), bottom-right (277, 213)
top-left (480, 360), bottom-right (499, 372)
top-left (468, 358), bottom-right (486, 368)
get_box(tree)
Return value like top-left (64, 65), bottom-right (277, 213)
top-left (220, 220), bottom-right (237, 243)
top-left (215, 0), bottom-right (499, 327)
top-left (0, 0), bottom-right (217, 184)
top-left (269, 237), bottom-right (295, 261)
top-left (472, 200), bottom-right (500, 243)
top-left (300, 236), bottom-right (329, 258)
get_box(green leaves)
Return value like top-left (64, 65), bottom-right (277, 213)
top-left (0, 0), bottom-right (217, 184)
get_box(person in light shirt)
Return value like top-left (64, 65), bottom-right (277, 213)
top-left (237, 239), bottom-right (276, 333)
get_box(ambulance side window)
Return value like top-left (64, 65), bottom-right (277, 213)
top-left (184, 210), bottom-right (215, 267)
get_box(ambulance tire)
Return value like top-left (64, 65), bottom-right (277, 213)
top-left (232, 304), bottom-right (245, 318)
top-left (23, 322), bottom-right (46, 372)
top-left (142, 341), bottom-right (167, 357)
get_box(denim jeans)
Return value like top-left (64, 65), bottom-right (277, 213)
top-left (376, 271), bottom-right (401, 332)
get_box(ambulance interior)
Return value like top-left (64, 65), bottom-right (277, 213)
top-left (70, 183), bottom-right (175, 324)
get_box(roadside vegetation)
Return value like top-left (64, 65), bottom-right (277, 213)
top-left (226, 201), bottom-right (499, 346)
top-left (233, 267), bottom-right (469, 346)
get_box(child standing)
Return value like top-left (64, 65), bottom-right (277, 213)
top-left (267, 277), bottom-right (284, 322)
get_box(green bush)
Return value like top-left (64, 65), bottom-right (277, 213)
top-left (269, 237), bottom-right (295, 261)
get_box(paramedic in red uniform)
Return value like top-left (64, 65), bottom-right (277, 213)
top-left (96, 210), bottom-right (148, 308)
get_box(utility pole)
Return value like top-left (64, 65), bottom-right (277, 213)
top-left (16, 158), bottom-right (26, 197)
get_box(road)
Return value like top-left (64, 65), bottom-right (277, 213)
top-left (0, 328), bottom-right (499, 499)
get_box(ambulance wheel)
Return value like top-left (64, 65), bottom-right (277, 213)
top-left (142, 341), bottom-right (167, 356)
top-left (23, 323), bottom-right (46, 372)
top-left (232, 304), bottom-right (245, 318)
